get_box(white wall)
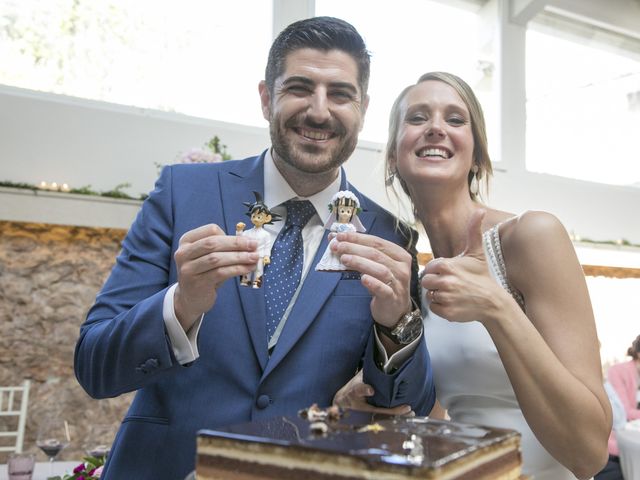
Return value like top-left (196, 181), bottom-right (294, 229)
top-left (1, 84), bottom-right (639, 244)
top-left (0, 85), bottom-right (269, 200)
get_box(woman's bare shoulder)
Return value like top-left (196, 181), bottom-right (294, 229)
top-left (481, 208), bottom-right (516, 231)
top-left (502, 210), bottom-right (567, 247)
top-left (499, 210), bottom-right (577, 282)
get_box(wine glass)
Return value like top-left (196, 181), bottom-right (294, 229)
top-left (83, 423), bottom-right (114, 460)
top-left (36, 418), bottom-right (71, 476)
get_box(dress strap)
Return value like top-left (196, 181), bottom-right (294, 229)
top-left (482, 223), bottom-right (525, 310)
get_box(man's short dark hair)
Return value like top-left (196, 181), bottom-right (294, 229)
top-left (265, 16), bottom-right (370, 100)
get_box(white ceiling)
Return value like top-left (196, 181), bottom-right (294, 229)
top-left (511, 0), bottom-right (640, 39)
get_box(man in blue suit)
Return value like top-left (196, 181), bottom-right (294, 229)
top-left (75, 16), bottom-right (435, 479)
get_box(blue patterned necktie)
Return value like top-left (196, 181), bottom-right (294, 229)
top-left (264, 200), bottom-right (316, 341)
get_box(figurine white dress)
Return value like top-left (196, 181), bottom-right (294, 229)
top-left (315, 191), bottom-right (365, 272)
top-left (237, 191), bottom-right (280, 288)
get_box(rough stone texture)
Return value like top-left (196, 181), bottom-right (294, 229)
top-left (0, 221), bottom-right (134, 464)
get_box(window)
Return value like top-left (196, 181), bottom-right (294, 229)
top-left (315, 0), bottom-right (497, 150)
top-left (0, 0), bottom-right (271, 126)
top-left (588, 275), bottom-right (640, 369)
top-left (526, 21), bottom-right (640, 187)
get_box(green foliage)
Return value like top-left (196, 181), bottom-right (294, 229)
top-left (0, 180), bottom-right (38, 191)
top-left (1, 180), bottom-right (146, 201)
top-left (69, 185), bottom-right (98, 195)
top-left (100, 182), bottom-right (133, 199)
top-left (206, 135), bottom-right (232, 160)
top-left (48, 455), bottom-right (105, 480)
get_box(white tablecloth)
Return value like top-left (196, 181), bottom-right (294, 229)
top-left (0, 460), bottom-right (79, 480)
top-left (617, 421), bottom-right (640, 480)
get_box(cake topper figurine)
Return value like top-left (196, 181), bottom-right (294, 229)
top-left (315, 190), bottom-right (365, 272)
top-left (236, 191), bottom-right (281, 288)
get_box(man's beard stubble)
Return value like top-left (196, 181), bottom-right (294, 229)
top-left (269, 115), bottom-right (358, 175)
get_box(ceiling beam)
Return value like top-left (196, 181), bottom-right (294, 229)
top-left (510, 0), bottom-right (549, 25)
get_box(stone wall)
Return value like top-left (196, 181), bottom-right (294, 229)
top-left (0, 221), bottom-right (133, 463)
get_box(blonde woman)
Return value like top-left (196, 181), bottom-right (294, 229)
top-left (334, 72), bottom-right (611, 479)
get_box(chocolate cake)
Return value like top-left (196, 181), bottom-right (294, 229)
top-left (196, 408), bottom-right (522, 479)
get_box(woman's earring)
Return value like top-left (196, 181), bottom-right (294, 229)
top-left (385, 169), bottom-right (396, 187)
top-left (470, 165), bottom-right (479, 196)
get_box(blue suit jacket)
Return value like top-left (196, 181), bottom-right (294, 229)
top-left (74, 154), bottom-right (435, 479)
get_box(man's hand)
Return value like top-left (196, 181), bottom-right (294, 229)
top-left (333, 371), bottom-right (413, 415)
top-left (173, 224), bottom-right (260, 330)
top-left (333, 231), bottom-right (413, 329)
top-left (332, 230), bottom-right (415, 354)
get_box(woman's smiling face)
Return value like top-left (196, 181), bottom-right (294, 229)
top-left (394, 80), bottom-right (474, 191)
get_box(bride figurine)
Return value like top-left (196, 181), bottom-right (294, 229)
top-left (315, 191), bottom-right (366, 272)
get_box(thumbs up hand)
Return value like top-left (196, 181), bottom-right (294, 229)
top-left (421, 209), bottom-right (501, 323)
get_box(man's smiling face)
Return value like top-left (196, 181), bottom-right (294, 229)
top-left (260, 48), bottom-right (368, 178)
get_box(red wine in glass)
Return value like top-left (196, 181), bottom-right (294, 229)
top-left (37, 440), bottom-right (65, 458)
top-left (86, 444), bottom-right (110, 458)
top-left (36, 419), bottom-right (71, 475)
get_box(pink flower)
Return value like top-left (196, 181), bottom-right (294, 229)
top-left (179, 148), bottom-right (222, 164)
top-left (73, 463), bottom-right (86, 474)
top-left (93, 466), bottom-right (104, 477)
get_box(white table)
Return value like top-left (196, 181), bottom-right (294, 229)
top-left (617, 423), bottom-right (640, 480)
top-left (0, 460), bottom-right (79, 480)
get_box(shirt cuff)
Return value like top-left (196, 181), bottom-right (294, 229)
top-left (373, 326), bottom-right (422, 373)
top-left (163, 283), bottom-right (202, 364)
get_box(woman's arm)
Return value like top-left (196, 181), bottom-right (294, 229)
top-left (422, 209), bottom-right (611, 478)
top-left (493, 211), bottom-right (611, 478)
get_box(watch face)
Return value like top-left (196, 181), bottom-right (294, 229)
top-left (395, 311), bottom-right (422, 344)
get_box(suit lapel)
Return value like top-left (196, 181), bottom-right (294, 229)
top-left (220, 153), bottom-right (270, 370)
top-left (263, 178), bottom-right (377, 377)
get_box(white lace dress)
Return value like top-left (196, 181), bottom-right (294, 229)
top-left (423, 223), bottom-right (577, 479)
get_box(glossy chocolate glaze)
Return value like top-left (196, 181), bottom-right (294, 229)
top-left (198, 410), bottom-right (520, 470)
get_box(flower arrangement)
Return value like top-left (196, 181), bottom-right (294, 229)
top-left (178, 135), bottom-right (232, 164)
top-left (50, 456), bottom-right (104, 480)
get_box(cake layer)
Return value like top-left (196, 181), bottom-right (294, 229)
top-left (197, 410), bottom-right (522, 479)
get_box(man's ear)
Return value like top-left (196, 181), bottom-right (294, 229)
top-left (258, 81), bottom-right (271, 121)
top-left (358, 94), bottom-right (370, 132)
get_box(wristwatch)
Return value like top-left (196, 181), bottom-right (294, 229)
top-left (375, 307), bottom-right (423, 345)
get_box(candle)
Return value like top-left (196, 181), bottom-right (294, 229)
top-left (61, 183), bottom-right (70, 192)
top-left (39, 181), bottom-right (48, 189)
top-left (50, 182), bottom-right (58, 191)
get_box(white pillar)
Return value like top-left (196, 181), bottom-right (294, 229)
top-left (496, 0), bottom-right (529, 173)
top-left (272, 0), bottom-right (316, 39)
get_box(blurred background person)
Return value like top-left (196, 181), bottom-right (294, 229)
top-left (596, 334), bottom-right (640, 479)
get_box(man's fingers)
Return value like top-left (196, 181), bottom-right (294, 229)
top-left (178, 224), bottom-right (225, 245)
top-left (179, 251), bottom-right (260, 277)
top-left (335, 231), bottom-right (409, 263)
top-left (177, 232), bottom-right (258, 265)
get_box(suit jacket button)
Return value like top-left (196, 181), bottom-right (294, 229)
top-left (256, 395), bottom-right (271, 409)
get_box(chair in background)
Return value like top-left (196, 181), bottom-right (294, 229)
top-left (0, 380), bottom-right (31, 454)
top-left (616, 428), bottom-right (640, 480)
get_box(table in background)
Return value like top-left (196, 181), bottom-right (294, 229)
top-left (617, 420), bottom-right (640, 480)
top-left (0, 460), bottom-right (79, 480)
